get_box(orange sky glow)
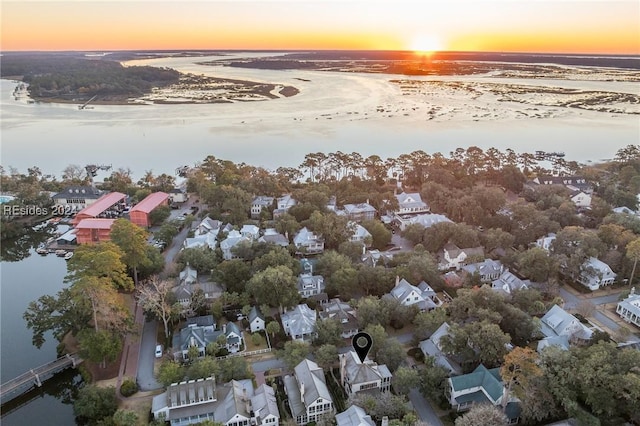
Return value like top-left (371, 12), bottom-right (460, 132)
top-left (1, 1), bottom-right (639, 54)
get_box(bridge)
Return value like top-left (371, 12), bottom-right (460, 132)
top-left (0, 353), bottom-right (83, 405)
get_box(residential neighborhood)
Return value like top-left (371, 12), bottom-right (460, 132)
top-left (3, 146), bottom-right (640, 426)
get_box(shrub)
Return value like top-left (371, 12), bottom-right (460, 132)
top-left (120, 378), bottom-right (138, 397)
top-left (252, 333), bottom-right (262, 346)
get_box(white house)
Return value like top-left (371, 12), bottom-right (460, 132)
top-left (152, 378), bottom-right (280, 426)
top-left (220, 230), bottom-right (251, 260)
top-left (570, 190), bottom-right (592, 208)
top-left (339, 351), bottom-right (392, 397)
top-left (535, 233), bottom-right (556, 251)
top-left (491, 270), bottom-right (530, 295)
top-left (293, 227), bottom-right (324, 254)
top-left (578, 257), bottom-right (617, 291)
top-left (419, 322), bottom-right (463, 376)
top-left (249, 306), bottom-right (266, 333)
top-left (539, 305), bottom-right (593, 344)
top-left (350, 223), bottom-right (372, 246)
top-left (273, 194), bottom-right (297, 218)
top-left (168, 187), bottom-right (188, 204)
top-left (281, 305), bottom-right (317, 341)
top-left (438, 243), bottom-right (484, 271)
top-left (283, 359), bottom-right (334, 425)
top-left (297, 273), bottom-right (325, 298)
top-left (240, 224), bottom-right (260, 240)
top-left (251, 196), bottom-right (275, 219)
top-left (342, 203), bottom-right (377, 222)
top-left (382, 277), bottom-right (442, 311)
top-left (616, 287), bottom-right (640, 328)
top-left (394, 192), bottom-right (429, 215)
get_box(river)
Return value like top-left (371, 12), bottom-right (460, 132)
top-left (1, 53), bottom-right (639, 181)
top-left (0, 228), bottom-right (81, 424)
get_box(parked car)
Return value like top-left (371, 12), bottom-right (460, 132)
top-left (155, 344), bottom-right (163, 358)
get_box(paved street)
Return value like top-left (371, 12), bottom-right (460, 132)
top-left (409, 388), bottom-right (443, 426)
top-left (558, 287), bottom-right (623, 332)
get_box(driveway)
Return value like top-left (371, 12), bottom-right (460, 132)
top-left (408, 388), bottom-right (443, 426)
top-left (137, 318), bottom-right (163, 391)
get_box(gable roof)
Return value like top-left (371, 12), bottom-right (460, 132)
top-left (342, 351), bottom-right (392, 385)
top-left (75, 218), bottom-right (116, 230)
top-left (251, 384), bottom-right (279, 421)
top-left (336, 405), bottom-right (375, 426)
top-left (449, 364), bottom-right (504, 402)
top-left (249, 306), bottom-right (264, 323)
top-left (180, 265), bottom-right (198, 285)
top-left (491, 270), bottom-right (530, 294)
top-left (540, 305), bottom-right (592, 340)
top-left (75, 192), bottom-right (126, 217)
top-left (294, 359), bottom-right (332, 406)
top-left (395, 192), bottom-right (427, 209)
top-left (130, 192), bottom-right (169, 213)
top-left (214, 379), bottom-right (254, 423)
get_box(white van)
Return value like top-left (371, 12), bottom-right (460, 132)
top-left (155, 344), bottom-right (163, 358)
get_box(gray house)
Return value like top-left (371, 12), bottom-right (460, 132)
top-left (281, 305), bottom-right (317, 341)
top-left (283, 359), bottom-right (334, 425)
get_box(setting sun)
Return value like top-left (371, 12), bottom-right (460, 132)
top-left (410, 35), bottom-right (444, 54)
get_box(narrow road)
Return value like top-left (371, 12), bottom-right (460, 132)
top-left (408, 388), bottom-right (443, 426)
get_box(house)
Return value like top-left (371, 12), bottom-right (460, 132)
top-left (52, 185), bottom-right (103, 213)
top-left (438, 243), bottom-right (484, 271)
top-left (339, 350), bottom-right (392, 397)
top-left (535, 233), bottom-right (556, 251)
top-left (173, 320), bottom-right (244, 359)
top-left (536, 335), bottom-right (570, 353)
top-left (350, 223), bottom-right (372, 246)
top-left (258, 229), bottom-right (289, 247)
top-left (446, 364), bottom-right (520, 424)
top-left (394, 192), bottom-right (429, 216)
top-left (616, 287), bottom-right (640, 328)
top-left (342, 203), bottom-right (377, 222)
top-left (578, 257), bottom-right (617, 291)
top-left (240, 224), bottom-right (260, 240)
top-left (283, 359), bottom-right (334, 425)
top-left (168, 187), bottom-right (188, 204)
top-left (281, 305), bottom-right (317, 341)
top-left (249, 306), bottom-right (266, 333)
top-left (532, 175), bottom-right (592, 192)
top-left (395, 213), bottom-right (452, 231)
top-left (419, 322), bottom-right (463, 376)
top-left (220, 230), bottom-right (251, 260)
top-left (613, 206), bottom-right (637, 216)
top-left (129, 192), bottom-right (169, 228)
top-left (71, 192), bottom-right (127, 225)
top-left (461, 259), bottom-right (504, 282)
top-left (273, 195), bottom-right (297, 218)
top-left (293, 227), bottom-right (324, 254)
top-left (195, 217), bottom-right (224, 236)
top-left (180, 264), bottom-right (198, 286)
top-left (491, 270), bottom-right (530, 295)
top-left (319, 299), bottom-right (359, 338)
top-left (74, 218), bottom-right (116, 244)
top-left (335, 405), bottom-right (375, 426)
top-left (360, 249), bottom-right (394, 267)
top-left (382, 277), bottom-right (442, 312)
top-left (251, 196), bottom-right (275, 219)
top-left (570, 190), bottom-right (592, 209)
top-left (539, 305), bottom-right (593, 344)
top-left (183, 232), bottom-right (218, 250)
top-left (297, 273), bottom-right (325, 298)
top-left (152, 377), bottom-right (280, 426)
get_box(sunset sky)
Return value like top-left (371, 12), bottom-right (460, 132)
top-left (1, 1), bottom-right (638, 54)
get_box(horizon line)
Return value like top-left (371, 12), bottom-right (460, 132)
top-left (3, 48), bottom-right (639, 57)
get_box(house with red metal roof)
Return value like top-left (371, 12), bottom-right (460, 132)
top-left (130, 192), bottom-right (169, 228)
top-left (74, 218), bottom-right (116, 244)
top-left (72, 192), bottom-right (127, 225)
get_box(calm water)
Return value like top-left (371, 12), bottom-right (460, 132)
top-left (1, 53), bottom-right (639, 180)
top-left (1, 234), bottom-right (80, 424)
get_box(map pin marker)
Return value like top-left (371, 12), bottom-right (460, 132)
top-left (352, 332), bottom-right (373, 363)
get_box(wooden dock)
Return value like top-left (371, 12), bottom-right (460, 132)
top-left (0, 353), bottom-right (83, 405)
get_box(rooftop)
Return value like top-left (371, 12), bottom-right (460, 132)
top-left (130, 192), bottom-right (169, 213)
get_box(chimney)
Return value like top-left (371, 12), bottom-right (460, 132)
top-left (243, 388), bottom-right (251, 414)
top-left (395, 275), bottom-right (400, 287)
top-left (300, 381), bottom-right (305, 399)
top-left (223, 323), bottom-right (226, 334)
top-left (382, 417), bottom-right (389, 426)
top-left (340, 354), bottom-right (346, 385)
